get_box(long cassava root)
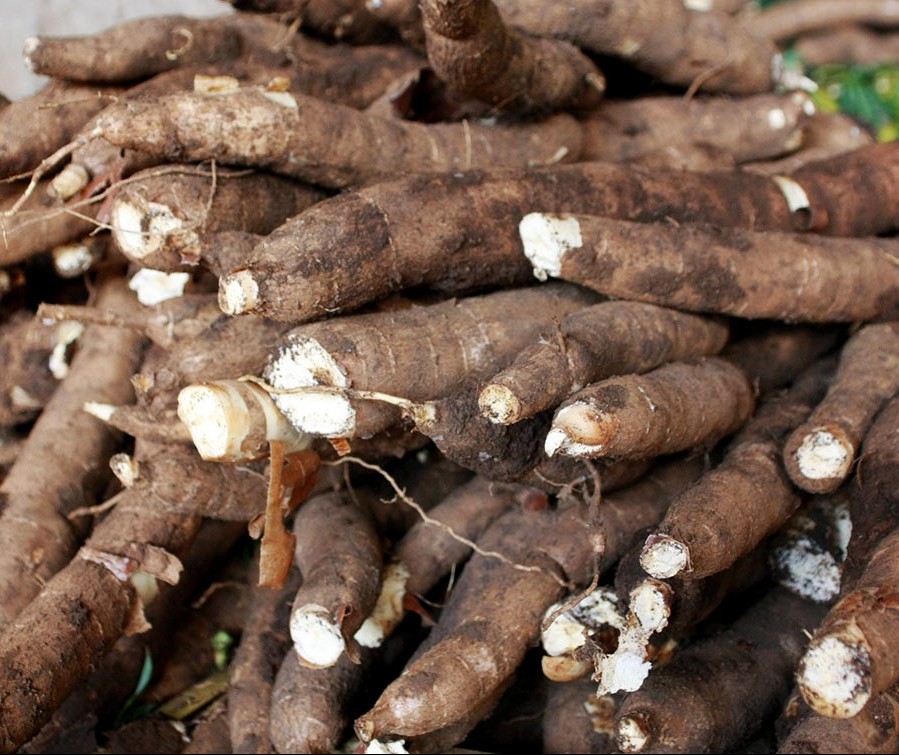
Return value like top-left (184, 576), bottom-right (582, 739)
top-left (5, 4), bottom-right (899, 755)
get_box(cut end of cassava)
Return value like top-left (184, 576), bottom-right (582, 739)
top-left (639, 534), bottom-right (690, 579)
top-left (793, 428), bottom-right (853, 485)
top-left (355, 561), bottom-right (410, 649)
top-left (798, 633), bottom-right (872, 718)
top-left (629, 580), bottom-right (672, 636)
top-left (265, 337), bottom-right (354, 435)
top-left (128, 268), bottom-right (190, 306)
top-left (478, 383), bottom-right (522, 425)
top-left (364, 739), bottom-right (409, 754)
top-left (112, 198), bottom-right (196, 263)
top-left (177, 380), bottom-right (310, 462)
top-left (22, 36), bottom-right (39, 71)
top-left (541, 654), bottom-right (593, 682)
top-left (617, 713), bottom-right (652, 753)
top-left (219, 270), bottom-right (259, 315)
top-left (52, 240), bottom-right (99, 278)
top-left (49, 163), bottom-right (89, 201)
top-left (290, 604), bottom-right (346, 669)
top-left (519, 212), bottom-right (582, 282)
top-left (598, 644), bottom-right (652, 695)
top-left (545, 402), bottom-right (612, 457)
top-left (770, 534), bottom-right (841, 604)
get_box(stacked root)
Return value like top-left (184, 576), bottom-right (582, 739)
top-left (2, 1), bottom-right (899, 753)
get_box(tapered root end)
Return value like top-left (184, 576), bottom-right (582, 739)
top-left (290, 604), bottom-right (346, 669)
top-left (617, 713), bottom-right (652, 753)
top-left (798, 633), bottom-right (873, 719)
top-left (519, 212), bottom-right (581, 282)
top-left (478, 383), bottom-right (522, 425)
top-left (790, 427), bottom-right (854, 492)
top-left (219, 270), bottom-right (259, 315)
top-left (640, 534), bottom-right (690, 579)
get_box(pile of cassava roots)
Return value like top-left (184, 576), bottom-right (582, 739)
top-left (3, 1), bottom-right (899, 753)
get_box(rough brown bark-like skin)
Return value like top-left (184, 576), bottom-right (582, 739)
top-left (270, 649), bottom-right (368, 754)
top-left (396, 475), bottom-right (542, 596)
top-left (580, 92), bottom-right (811, 165)
top-left (743, 0), bottom-right (899, 43)
top-left (230, 562), bottom-right (299, 754)
top-left (779, 688), bottom-right (899, 754)
top-left (784, 322), bottom-right (899, 494)
top-left (24, 15), bottom-right (243, 83)
top-left (0, 182), bottom-right (98, 267)
top-left (550, 356), bottom-right (756, 460)
top-left (492, 0), bottom-right (778, 94)
top-left (616, 587), bottom-right (826, 754)
top-left (110, 167), bottom-right (323, 272)
top-left (0, 479), bottom-right (204, 753)
top-left (721, 324), bottom-right (842, 396)
top-left (483, 302), bottom-right (729, 424)
top-left (0, 80), bottom-right (121, 180)
top-left (421, 0), bottom-right (603, 114)
top-left (645, 357), bottom-right (834, 580)
top-left (356, 458), bottom-right (703, 744)
top-left (549, 214), bottom-right (899, 323)
top-left (0, 277), bottom-right (146, 628)
top-left (98, 86), bottom-right (583, 191)
top-left (227, 144), bottom-right (899, 322)
top-left (182, 698), bottom-right (232, 754)
top-left (793, 25), bottom-right (899, 67)
top-left (268, 283), bottom-right (597, 402)
top-left (291, 492), bottom-right (383, 662)
top-left (542, 679), bottom-right (620, 754)
top-left (0, 311), bottom-right (58, 427)
top-left (227, 0), bottom-right (394, 43)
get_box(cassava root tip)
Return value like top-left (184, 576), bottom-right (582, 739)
top-left (616, 712), bottom-right (652, 753)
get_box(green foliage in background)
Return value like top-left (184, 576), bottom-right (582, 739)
top-left (805, 64), bottom-right (899, 142)
top-left (755, 0), bottom-right (899, 141)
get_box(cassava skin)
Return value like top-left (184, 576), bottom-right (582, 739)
top-left (491, 0), bottom-right (779, 94)
top-left (580, 91), bottom-right (813, 165)
top-left (290, 492), bottom-right (382, 669)
top-left (262, 283), bottom-right (598, 438)
top-left (615, 587), bottom-right (826, 754)
top-left (0, 79), bottom-right (121, 180)
top-left (0, 311), bottom-right (60, 427)
top-left (542, 680), bottom-right (621, 754)
top-left (743, 0), bottom-right (899, 43)
top-left (110, 167), bottom-right (323, 273)
top-left (229, 557), bottom-right (299, 754)
top-left (270, 649), bottom-right (371, 754)
top-left (421, 0), bottom-right (604, 114)
top-left (545, 356), bottom-right (756, 461)
top-left (793, 25), bottom-right (899, 67)
top-left (784, 322), bottom-right (899, 494)
top-left (97, 86), bottom-right (583, 191)
top-left (0, 276), bottom-right (146, 628)
top-left (396, 475), bottom-right (545, 598)
top-left (480, 301), bottom-right (729, 425)
top-left (798, 526), bottom-right (899, 720)
top-left (23, 15), bottom-right (243, 83)
top-left (219, 144), bottom-right (899, 322)
top-left (0, 472), bottom-right (212, 752)
top-left (226, 0), bottom-right (394, 43)
top-left (521, 212), bottom-right (899, 324)
top-left (640, 356), bottom-right (835, 581)
top-left (355, 457), bottom-right (703, 745)
top-left (779, 687), bottom-right (899, 754)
